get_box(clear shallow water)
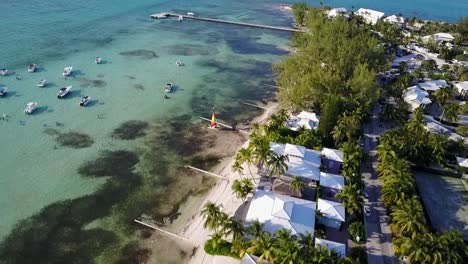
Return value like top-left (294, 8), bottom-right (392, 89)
top-left (0, 0), bottom-right (465, 262)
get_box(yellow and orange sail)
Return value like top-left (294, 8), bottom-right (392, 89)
top-left (210, 110), bottom-right (217, 128)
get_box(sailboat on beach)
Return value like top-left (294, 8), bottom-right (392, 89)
top-left (209, 109), bottom-right (217, 129)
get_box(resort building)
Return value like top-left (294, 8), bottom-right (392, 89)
top-left (423, 115), bottom-right (464, 142)
top-left (422, 33), bottom-right (455, 43)
top-left (355, 8), bottom-right (385, 25)
top-left (315, 238), bottom-right (346, 258)
top-left (286, 111), bottom-right (320, 131)
top-left (321, 147), bottom-right (344, 174)
top-left (404, 86), bottom-right (432, 111)
top-left (456, 156), bottom-right (468, 168)
top-left (245, 189), bottom-right (316, 236)
top-left (383, 15), bottom-right (405, 27)
top-left (270, 142), bottom-right (321, 181)
top-left (417, 80), bottom-right (449, 92)
top-left (319, 172), bottom-right (345, 199)
top-left (317, 198), bottom-right (345, 229)
top-left (455, 81), bottom-right (468, 99)
top-left (327, 8), bottom-right (347, 18)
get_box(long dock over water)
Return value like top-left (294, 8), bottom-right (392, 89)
top-left (150, 13), bottom-right (304, 33)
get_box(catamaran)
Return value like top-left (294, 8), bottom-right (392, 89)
top-left (57, 86), bottom-right (72, 98)
top-left (0, 87), bottom-right (7, 97)
top-left (28, 64), bottom-right (36, 73)
top-left (37, 79), bottom-right (47, 88)
top-left (63, 66), bottom-right (73, 76)
top-left (24, 102), bottom-right (38, 114)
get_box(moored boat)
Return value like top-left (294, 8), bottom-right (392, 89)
top-left (95, 57), bottom-right (102, 64)
top-left (79, 96), bottom-right (91, 106)
top-left (63, 66), bottom-right (73, 76)
top-left (24, 102), bottom-right (38, 114)
top-left (176, 61), bottom-right (184, 66)
top-left (28, 64), bottom-right (36, 73)
top-left (0, 69), bottom-right (8, 76)
top-left (57, 86), bottom-right (72, 98)
top-left (37, 79), bottom-right (47, 88)
top-left (165, 83), bottom-right (173, 93)
top-left (0, 87), bottom-right (8, 97)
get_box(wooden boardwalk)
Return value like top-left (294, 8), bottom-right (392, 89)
top-left (151, 13), bottom-right (304, 33)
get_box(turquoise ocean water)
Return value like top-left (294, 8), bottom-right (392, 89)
top-left (0, 0), bottom-right (465, 263)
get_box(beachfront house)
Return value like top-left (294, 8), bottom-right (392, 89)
top-left (245, 189), bottom-right (316, 236)
top-left (455, 81), bottom-right (468, 100)
top-left (355, 8), bottom-right (385, 25)
top-left (317, 198), bottom-right (345, 229)
top-left (383, 15), bottom-right (405, 27)
top-left (456, 156), bottom-right (468, 168)
top-left (315, 238), bottom-right (346, 258)
top-left (321, 147), bottom-right (344, 174)
top-left (423, 115), bottom-right (464, 142)
top-left (319, 172), bottom-right (345, 200)
top-left (422, 33), bottom-right (455, 44)
top-left (286, 111), bottom-right (320, 131)
top-left (270, 142), bottom-right (321, 181)
top-left (404, 86), bottom-right (432, 111)
top-left (327, 8), bottom-right (347, 18)
top-left (417, 80), bottom-right (449, 92)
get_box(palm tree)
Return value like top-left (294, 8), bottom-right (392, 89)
top-left (274, 229), bottom-right (300, 264)
top-left (231, 178), bottom-right (255, 202)
top-left (231, 238), bottom-right (250, 258)
top-left (267, 153), bottom-right (289, 177)
top-left (394, 234), bottom-right (445, 264)
top-left (223, 216), bottom-right (245, 242)
top-left (430, 134), bottom-right (448, 165)
top-left (443, 103), bottom-right (460, 123)
top-left (290, 176), bottom-right (305, 197)
top-left (238, 147), bottom-right (255, 180)
top-left (381, 179), bottom-right (414, 206)
top-left (336, 184), bottom-right (363, 216)
top-left (231, 160), bottom-right (244, 177)
top-left (200, 202), bottom-right (223, 232)
top-left (247, 220), bottom-right (265, 238)
top-left (208, 231), bottom-right (224, 249)
top-left (390, 197), bottom-right (427, 238)
top-left (247, 232), bottom-right (277, 264)
top-left (241, 178), bottom-right (255, 195)
top-left (434, 86), bottom-right (451, 107)
top-left (438, 230), bottom-right (467, 264)
top-left (251, 137), bottom-right (274, 171)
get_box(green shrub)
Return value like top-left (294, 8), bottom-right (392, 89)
top-left (204, 239), bottom-right (239, 259)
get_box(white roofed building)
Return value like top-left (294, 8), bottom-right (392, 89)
top-left (422, 33), bottom-right (455, 43)
top-left (355, 8), bottom-right (385, 25)
top-left (456, 157), bottom-right (468, 168)
top-left (321, 147), bottom-right (344, 174)
top-left (384, 15), bottom-right (405, 26)
top-left (423, 115), bottom-right (464, 142)
top-left (319, 172), bottom-right (345, 200)
top-left (317, 198), bottom-right (345, 229)
top-left (327, 8), bottom-right (347, 18)
top-left (404, 86), bottom-right (432, 111)
top-left (315, 238), bottom-right (346, 258)
top-left (286, 111), bottom-right (320, 131)
top-left (271, 142), bottom-right (322, 181)
top-left (245, 189), bottom-right (316, 236)
top-left (454, 81), bottom-right (468, 99)
top-left (417, 80), bottom-right (449, 92)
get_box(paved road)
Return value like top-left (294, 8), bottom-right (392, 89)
top-left (362, 104), bottom-right (401, 264)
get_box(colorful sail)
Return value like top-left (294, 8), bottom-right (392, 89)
top-left (210, 110), bottom-right (216, 128)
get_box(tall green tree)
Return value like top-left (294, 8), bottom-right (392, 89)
top-left (200, 202), bottom-right (224, 232)
top-left (390, 197), bottom-right (427, 238)
top-left (290, 176), bottom-right (305, 197)
top-left (267, 153), bottom-right (289, 177)
top-left (247, 232), bottom-right (278, 264)
top-left (336, 184), bottom-right (363, 215)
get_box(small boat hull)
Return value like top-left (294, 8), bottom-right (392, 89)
top-left (63, 67), bottom-right (73, 76)
top-left (0, 87), bottom-right (7, 97)
top-left (28, 64), bottom-right (36, 73)
top-left (0, 69), bottom-right (8, 76)
top-left (165, 83), bottom-right (173, 93)
top-left (95, 57), bottom-right (102, 64)
top-left (57, 86), bottom-right (72, 98)
top-left (24, 102), bottom-right (38, 114)
top-left (37, 80), bottom-right (47, 88)
top-left (80, 96), bottom-right (91, 106)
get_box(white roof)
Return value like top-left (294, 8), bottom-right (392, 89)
top-left (392, 53), bottom-right (416, 67)
top-left (455, 81), bottom-right (468, 92)
top-left (384, 15), bottom-right (405, 24)
top-left (422, 33), bottom-right (455, 43)
top-left (271, 142), bottom-right (322, 181)
top-left (319, 172), bottom-right (345, 190)
top-left (327, 8), bottom-right (347, 18)
top-left (423, 115), bottom-right (464, 141)
top-left (404, 86), bottom-right (432, 111)
top-left (297, 111), bottom-right (320, 122)
top-left (317, 198), bottom-right (345, 222)
top-left (245, 189), bottom-right (316, 235)
top-left (321, 148), bottom-right (344, 162)
top-left (417, 80), bottom-right (448, 92)
top-left (456, 156), bottom-right (468, 168)
top-left (287, 111), bottom-right (320, 131)
top-left (315, 238), bottom-right (346, 258)
top-left (356, 8), bottom-right (385, 24)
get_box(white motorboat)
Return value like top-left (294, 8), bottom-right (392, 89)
top-left (80, 96), bottom-right (91, 106)
top-left (187, 12), bottom-right (195, 16)
top-left (37, 79), bottom-right (47, 88)
top-left (28, 64), bottom-right (36, 73)
top-left (0, 87), bottom-right (7, 97)
top-left (176, 60), bottom-right (184, 66)
top-left (95, 57), bottom-right (102, 64)
top-left (165, 83), bottom-right (173, 93)
top-left (24, 102), bottom-right (38, 114)
top-left (178, 15), bottom-right (183, 22)
top-left (0, 69), bottom-right (8, 76)
top-left (63, 66), bottom-right (73, 76)
top-left (57, 86), bottom-right (72, 98)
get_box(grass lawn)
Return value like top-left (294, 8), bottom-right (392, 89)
top-left (414, 171), bottom-right (468, 241)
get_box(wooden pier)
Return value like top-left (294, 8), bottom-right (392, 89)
top-left (185, 165), bottom-right (230, 181)
top-left (134, 219), bottom-right (198, 245)
top-left (150, 13), bottom-right (304, 33)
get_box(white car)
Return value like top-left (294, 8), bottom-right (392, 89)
top-left (364, 206), bottom-right (371, 217)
